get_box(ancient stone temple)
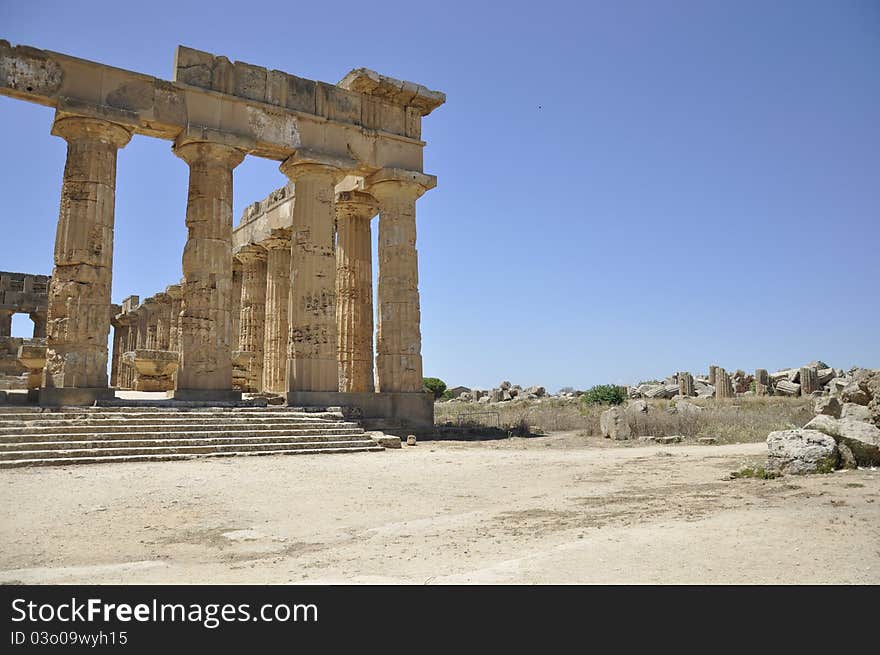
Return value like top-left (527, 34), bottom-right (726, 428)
top-left (1, 41), bottom-right (443, 428)
top-left (0, 271), bottom-right (49, 393)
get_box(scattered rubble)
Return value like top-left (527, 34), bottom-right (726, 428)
top-left (764, 368), bottom-right (879, 473)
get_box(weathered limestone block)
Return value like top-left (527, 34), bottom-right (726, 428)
top-left (678, 372), bottom-right (695, 397)
top-left (805, 415), bottom-right (880, 467)
top-left (0, 310), bottom-right (11, 337)
top-left (814, 395), bottom-right (841, 418)
top-left (280, 157), bottom-right (343, 392)
top-left (261, 229), bottom-right (290, 394)
top-left (775, 379), bottom-right (801, 397)
top-left (122, 349), bottom-right (179, 391)
top-left (43, 115), bottom-right (131, 394)
top-left (366, 168), bottom-right (436, 393)
top-left (336, 190), bottom-right (378, 393)
top-left (600, 406), bottom-right (631, 440)
top-left (235, 245), bottom-right (267, 392)
top-left (709, 365), bottom-right (718, 386)
top-left (766, 429), bottom-right (838, 474)
top-left (173, 140), bottom-right (245, 394)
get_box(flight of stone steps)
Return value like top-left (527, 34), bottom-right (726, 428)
top-left (0, 406), bottom-right (385, 468)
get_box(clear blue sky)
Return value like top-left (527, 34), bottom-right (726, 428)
top-left (1, 0), bottom-right (877, 391)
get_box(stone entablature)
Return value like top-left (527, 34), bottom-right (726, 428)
top-left (1, 40), bottom-right (439, 171)
top-left (0, 271), bottom-right (49, 314)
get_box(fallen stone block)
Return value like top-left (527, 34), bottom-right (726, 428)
top-left (600, 406), bottom-right (631, 440)
top-left (766, 429), bottom-right (838, 474)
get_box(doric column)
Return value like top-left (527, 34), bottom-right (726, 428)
top-left (0, 310), bottom-right (11, 337)
top-left (172, 140), bottom-right (245, 396)
top-left (110, 312), bottom-right (124, 387)
top-left (165, 284), bottom-right (183, 353)
top-left (122, 309), bottom-right (141, 389)
top-left (142, 297), bottom-right (158, 350)
top-left (134, 306), bottom-right (148, 349)
top-left (153, 292), bottom-right (171, 350)
top-left (365, 168), bottom-right (436, 393)
top-left (231, 260), bottom-right (243, 352)
top-left (261, 229), bottom-right (291, 394)
top-left (335, 191), bottom-right (378, 392)
top-left (236, 245), bottom-right (268, 392)
top-left (29, 311), bottom-right (47, 339)
top-left (279, 157), bottom-right (345, 392)
top-left (42, 115), bottom-right (132, 402)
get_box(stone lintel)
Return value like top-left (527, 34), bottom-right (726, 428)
top-left (165, 284), bottom-right (183, 299)
top-left (0, 40), bottom-right (430, 167)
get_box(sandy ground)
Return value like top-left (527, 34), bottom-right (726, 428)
top-left (1, 432), bottom-right (877, 584)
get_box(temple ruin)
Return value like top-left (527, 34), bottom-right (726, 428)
top-left (0, 39), bottom-right (443, 428)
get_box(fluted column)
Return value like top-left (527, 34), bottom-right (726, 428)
top-left (110, 314), bottom-right (124, 387)
top-left (165, 284), bottom-right (183, 353)
top-left (236, 245), bottom-right (268, 392)
top-left (231, 261), bottom-right (243, 352)
top-left (42, 115), bottom-right (132, 402)
top-left (154, 292), bottom-right (171, 350)
top-left (142, 297), bottom-right (159, 349)
top-left (279, 159), bottom-right (342, 392)
top-left (335, 191), bottom-right (378, 392)
top-left (261, 229), bottom-right (291, 394)
top-left (366, 169), bottom-right (435, 393)
top-left (172, 140), bottom-right (245, 396)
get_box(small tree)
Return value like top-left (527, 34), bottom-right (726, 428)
top-left (580, 384), bottom-right (626, 406)
top-left (423, 377), bottom-right (447, 400)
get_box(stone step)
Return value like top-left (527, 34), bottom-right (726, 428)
top-left (0, 409), bottom-right (342, 420)
top-left (0, 426), bottom-right (369, 443)
top-left (0, 437), bottom-right (381, 460)
top-left (0, 445), bottom-right (384, 468)
top-left (0, 404), bottom-right (380, 467)
top-left (0, 421), bottom-right (362, 435)
top-left (0, 432), bottom-right (372, 450)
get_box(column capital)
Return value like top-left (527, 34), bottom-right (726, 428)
top-left (279, 148), bottom-right (356, 182)
top-left (261, 228), bottom-right (292, 251)
top-left (365, 168), bottom-right (436, 199)
top-left (235, 243), bottom-right (268, 264)
top-left (173, 140), bottom-right (246, 169)
top-left (335, 190), bottom-right (379, 220)
top-left (51, 115), bottom-right (133, 148)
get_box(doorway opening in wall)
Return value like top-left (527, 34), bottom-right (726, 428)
top-left (10, 314), bottom-right (33, 339)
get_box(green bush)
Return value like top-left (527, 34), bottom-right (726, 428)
top-left (423, 377), bottom-right (447, 400)
top-left (579, 384), bottom-right (627, 406)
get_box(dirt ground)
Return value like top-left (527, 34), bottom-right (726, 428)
top-left (1, 432), bottom-right (877, 584)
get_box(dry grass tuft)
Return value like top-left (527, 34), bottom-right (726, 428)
top-left (435, 396), bottom-right (812, 444)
